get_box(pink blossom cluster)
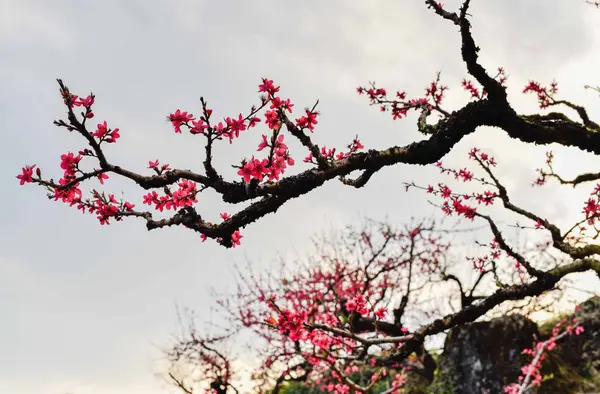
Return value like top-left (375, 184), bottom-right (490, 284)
top-left (304, 138), bottom-right (365, 164)
top-left (357, 68), bottom-right (508, 123)
top-left (411, 148), bottom-right (501, 221)
top-left (523, 80), bottom-right (558, 109)
top-left (219, 223), bottom-right (449, 392)
top-left (504, 317), bottom-right (584, 393)
top-left (18, 78), bottom-right (338, 248)
top-left (142, 179), bottom-right (198, 211)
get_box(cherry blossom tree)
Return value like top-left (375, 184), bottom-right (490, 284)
top-left (165, 217), bottom-right (575, 393)
top-left (17, 0), bottom-right (600, 393)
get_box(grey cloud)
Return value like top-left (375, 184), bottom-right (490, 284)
top-left (1, 1), bottom-right (599, 393)
top-left (473, 0), bottom-right (594, 77)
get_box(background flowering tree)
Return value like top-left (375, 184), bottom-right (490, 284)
top-left (166, 217), bottom-right (576, 393)
top-left (17, 0), bottom-right (600, 393)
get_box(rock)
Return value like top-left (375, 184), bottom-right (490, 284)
top-left (433, 314), bottom-right (539, 394)
top-left (430, 297), bottom-right (600, 394)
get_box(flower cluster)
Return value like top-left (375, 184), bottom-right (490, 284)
top-left (88, 191), bottom-right (135, 225)
top-left (92, 121), bottom-right (120, 143)
top-left (238, 134), bottom-right (295, 182)
top-left (523, 80), bottom-right (558, 109)
top-left (62, 92), bottom-right (96, 118)
top-left (142, 179), bottom-right (198, 211)
top-left (504, 317), bottom-right (584, 393)
top-left (462, 67), bottom-right (507, 100)
top-left (410, 148), bottom-right (502, 221)
top-left (357, 82), bottom-right (430, 121)
top-left (18, 77), bottom-right (358, 248)
top-left (295, 108), bottom-right (319, 132)
top-left (16, 165), bottom-right (38, 185)
top-left (303, 137), bottom-right (365, 164)
top-left (582, 183), bottom-right (600, 225)
top-left (425, 74), bottom-right (449, 105)
top-left (358, 69), bottom-right (507, 123)
top-left (216, 221), bottom-right (450, 392)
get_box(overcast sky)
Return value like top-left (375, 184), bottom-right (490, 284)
top-left (1, 0), bottom-right (600, 393)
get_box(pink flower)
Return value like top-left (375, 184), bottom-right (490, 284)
top-left (76, 95), bottom-right (95, 108)
top-left (458, 168), bottom-right (473, 182)
top-left (469, 147), bottom-right (479, 159)
top-left (190, 118), bottom-right (208, 134)
top-left (257, 134), bottom-right (269, 151)
top-left (462, 79), bottom-right (480, 98)
top-left (251, 158), bottom-right (267, 180)
top-left (295, 110), bottom-right (318, 132)
top-left (53, 178), bottom-right (82, 204)
top-left (264, 110), bottom-right (280, 130)
top-left (248, 116), bottom-right (261, 128)
top-left (345, 295), bottom-right (368, 316)
top-left (345, 299), bottom-right (357, 312)
top-left (169, 109), bottom-right (194, 133)
top-left (268, 156), bottom-right (287, 181)
top-left (60, 152), bottom-right (82, 176)
top-left (238, 161), bottom-right (255, 183)
top-left (92, 121), bottom-right (109, 139)
top-left (231, 230), bottom-right (243, 247)
top-left (258, 78), bottom-right (280, 96)
top-left (97, 173), bottom-right (109, 184)
top-left (270, 97), bottom-right (294, 113)
top-left (225, 114), bottom-right (247, 138)
top-left (374, 307), bottom-right (387, 319)
top-left (17, 165), bottom-right (36, 185)
top-left (440, 185), bottom-right (451, 199)
top-left (273, 134), bottom-right (287, 156)
top-left (171, 180), bottom-right (198, 208)
top-left (142, 191), bottom-right (159, 206)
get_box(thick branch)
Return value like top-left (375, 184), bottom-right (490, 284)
top-left (380, 258), bottom-right (600, 364)
top-left (426, 0), bottom-right (507, 102)
top-left (46, 93), bottom-right (600, 247)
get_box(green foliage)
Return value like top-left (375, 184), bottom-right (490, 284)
top-left (275, 379), bottom-right (391, 393)
top-left (276, 381), bottom-right (324, 394)
top-left (537, 350), bottom-right (600, 394)
top-left (429, 365), bottom-right (456, 394)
